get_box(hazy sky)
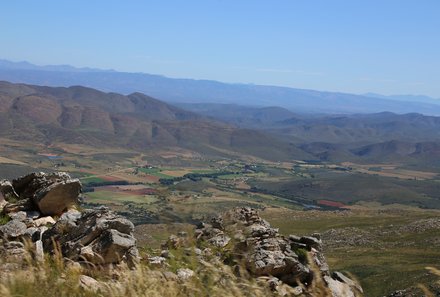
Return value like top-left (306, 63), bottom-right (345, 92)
top-left (1, 0), bottom-right (439, 97)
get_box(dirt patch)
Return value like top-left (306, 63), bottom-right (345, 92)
top-left (0, 156), bottom-right (26, 165)
top-left (161, 170), bottom-right (191, 177)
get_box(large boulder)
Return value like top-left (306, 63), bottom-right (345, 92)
top-left (11, 172), bottom-right (81, 215)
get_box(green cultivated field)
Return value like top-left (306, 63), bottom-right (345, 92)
top-left (3, 144), bottom-right (440, 296)
top-left (261, 207), bottom-right (440, 296)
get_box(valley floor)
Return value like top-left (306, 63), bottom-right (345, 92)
top-left (1, 143), bottom-right (440, 296)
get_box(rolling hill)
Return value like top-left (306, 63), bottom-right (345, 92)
top-left (3, 79), bottom-right (440, 166)
top-left (0, 81), bottom-right (310, 161)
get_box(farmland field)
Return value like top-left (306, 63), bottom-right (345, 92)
top-left (2, 145), bottom-right (440, 296)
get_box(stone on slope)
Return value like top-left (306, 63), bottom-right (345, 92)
top-left (12, 172), bottom-right (81, 215)
top-left (0, 220), bottom-right (27, 240)
top-left (0, 240), bottom-right (27, 261)
top-left (176, 268), bottom-right (194, 281)
top-left (0, 180), bottom-right (19, 201)
top-left (33, 216), bottom-right (56, 227)
top-left (42, 207), bottom-right (139, 266)
top-left (196, 207), bottom-right (311, 286)
top-left (332, 271), bottom-right (363, 294)
top-left (324, 275), bottom-right (355, 297)
top-left (194, 207), bottom-right (361, 296)
top-left (79, 275), bottom-right (104, 293)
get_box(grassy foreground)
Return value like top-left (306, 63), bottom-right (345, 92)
top-left (0, 246), bottom-right (341, 297)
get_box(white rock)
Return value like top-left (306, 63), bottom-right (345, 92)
top-left (177, 268), bottom-right (194, 281)
top-left (34, 216), bottom-right (56, 227)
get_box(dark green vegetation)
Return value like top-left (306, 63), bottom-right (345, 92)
top-left (249, 170), bottom-right (440, 209)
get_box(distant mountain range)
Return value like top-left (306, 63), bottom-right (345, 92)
top-left (1, 59), bottom-right (440, 115)
top-left (2, 80), bottom-right (440, 166)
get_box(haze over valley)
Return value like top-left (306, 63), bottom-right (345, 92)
top-left (1, 1), bottom-right (440, 297)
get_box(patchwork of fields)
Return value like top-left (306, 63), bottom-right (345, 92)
top-left (1, 146), bottom-right (440, 296)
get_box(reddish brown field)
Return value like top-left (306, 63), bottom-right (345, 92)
top-left (94, 185), bottom-right (157, 195)
top-left (317, 199), bottom-right (347, 208)
top-left (144, 175), bottom-right (160, 183)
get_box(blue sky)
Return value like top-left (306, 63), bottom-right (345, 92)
top-left (1, 0), bottom-right (439, 97)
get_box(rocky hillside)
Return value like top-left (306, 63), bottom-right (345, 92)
top-left (0, 81), bottom-right (309, 161)
top-left (0, 172), bottom-right (139, 268)
top-left (0, 171), bottom-right (363, 296)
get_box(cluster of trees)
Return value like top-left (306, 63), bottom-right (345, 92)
top-left (82, 180), bottom-right (142, 192)
top-left (159, 171), bottom-right (239, 185)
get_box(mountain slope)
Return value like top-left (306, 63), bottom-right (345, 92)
top-left (0, 81), bottom-right (310, 161)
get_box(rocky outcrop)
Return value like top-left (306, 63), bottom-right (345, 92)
top-left (0, 172), bottom-right (139, 269)
top-left (189, 207), bottom-right (362, 297)
top-left (0, 180), bottom-right (19, 201)
top-left (8, 172), bottom-right (82, 216)
top-left (42, 207), bottom-right (139, 267)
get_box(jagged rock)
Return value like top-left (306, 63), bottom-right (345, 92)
top-left (3, 241), bottom-right (24, 249)
top-left (247, 237), bottom-right (309, 279)
top-left (60, 208), bottom-right (82, 222)
top-left (34, 216), bottom-right (56, 227)
top-left (299, 236), bottom-right (322, 251)
top-left (210, 216), bottom-right (224, 230)
top-left (195, 224), bottom-right (231, 248)
top-left (11, 172), bottom-right (81, 215)
top-left (311, 247), bottom-right (330, 275)
top-left (332, 271), bottom-right (363, 294)
top-left (34, 240), bottom-right (44, 262)
top-left (24, 227), bottom-right (40, 242)
top-left (260, 276), bottom-right (304, 296)
top-left (89, 229), bottom-right (136, 264)
top-left (324, 275), bottom-right (355, 297)
top-left (2, 199), bottom-right (35, 214)
top-left (199, 208), bottom-right (311, 285)
top-left (160, 249), bottom-right (171, 258)
top-left (79, 275), bottom-right (103, 293)
top-left (194, 207), bottom-right (361, 296)
top-left (0, 240), bottom-right (27, 261)
top-left (176, 268), bottom-right (194, 281)
top-left (0, 172), bottom-right (140, 271)
top-left (0, 220), bottom-right (27, 239)
top-left (208, 234), bottom-right (231, 248)
top-left (42, 207), bottom-right (139, 266)
top-left (148, 256), bottom-right (167, 266)
top-left (163, 234), bottom-right (187, 249)
top-left (26, 211), bottom-right (41, 219)
top-left (0, 198), bottom-right (6, 213)
top-left (8, 211), bottom-right (27, 221)
top-left (0, 180), bottom-right (19, 201)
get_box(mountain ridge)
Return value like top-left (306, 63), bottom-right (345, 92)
top-left (2, 59), bottom-right (440, 115)
top-left (0, 81), bottom-right (309, 161)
